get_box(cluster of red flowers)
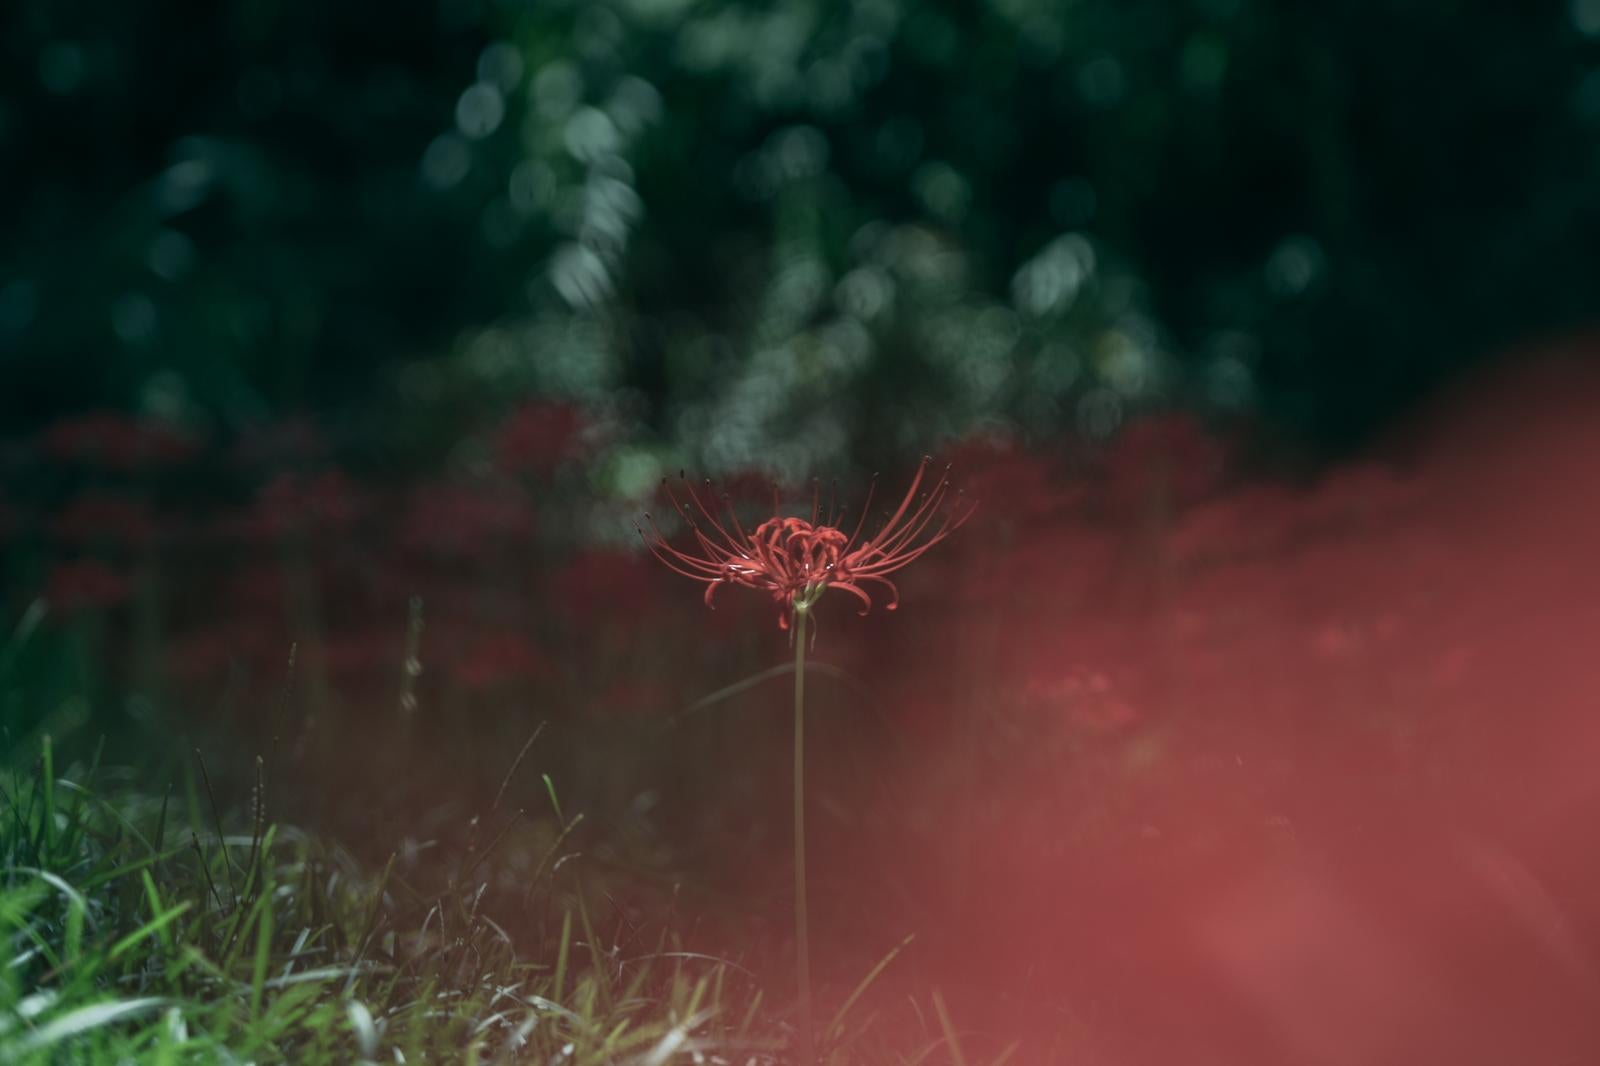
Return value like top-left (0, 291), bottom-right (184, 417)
top-left (2, 404), bottom-right (600, 704)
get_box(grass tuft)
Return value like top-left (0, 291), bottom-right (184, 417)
top-left (1, 738), bottom-right (1008, 1063)
top-left (0, 741), bottom-right (781, 1063)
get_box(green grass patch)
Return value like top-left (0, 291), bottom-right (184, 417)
top-left (0, 735), bottom-right (1005, 1064)
top-left (0, 735), bottom-right (785, 1064)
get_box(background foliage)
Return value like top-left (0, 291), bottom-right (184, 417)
top-left (5, 0), bottom-right (1599, 475)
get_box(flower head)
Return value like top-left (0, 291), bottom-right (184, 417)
top-left (637, 457), bottom-right (974, 629)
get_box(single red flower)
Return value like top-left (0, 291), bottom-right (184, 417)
top-left (638, 457), bottom-right (974, 629)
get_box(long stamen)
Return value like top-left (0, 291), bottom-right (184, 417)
top-left (845, 474), bottom-right (878, 549)
top-left (845, 481), bottom-right (974, 578)
top-left (858, 457), bottom-right (930, 552)
top-left (636, 519), bottom-right (724, 580)
top-left (662, 477), bottom-right (756, 567)
top-left (858, 490), bottom-right (932, 563)
top-left (848, 504), bottom-right (968, 574)
top-left (861, 467), bottom-right (956, 560)
top-left (850, 492), bottom-right (960, 565)
top-left (642, 536), bottom-right (727, 580)
top-left (661, 478), bottom-right (737, 563)
top-left (865, 479), bottom-right (951, 560)
top-left (723, 492), bottom-right (754, 546)
top-left (686, 477), bottom-right (751, 555)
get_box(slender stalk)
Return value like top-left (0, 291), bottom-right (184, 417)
top-left (792, 605), bottom-right (816, 1066)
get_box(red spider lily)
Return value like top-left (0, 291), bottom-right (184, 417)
top-left (638, 457), bottom-right (974, 629)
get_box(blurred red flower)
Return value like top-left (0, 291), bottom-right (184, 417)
top-left (592, 678), bottom-right (671, 717)
top-left (494, 401), bottom-right (588, 477)
top-left (1101, 412), bottom-right (1229, 516)
top-left (456, 631), bottom-right (553, 689)
top-left (1304, 462), bottom-right (1413, 528)
top-left (45, 559), bottom-right (131, 612)
top-left (39, 412), bottom-right (197, 469)
top-left (219, 470), bottom-right (364, 541)
top-left (324, 628), bottom-right (403, 682)
top-left (50, 492), bottom-right (159, 547)
top-left (550, 548), bottom-right (656, 625)
top-left (939, 432), bottom-right (1076, 525)
top-left (1166, 483), bottom-right (1306, 568)
top-left (400, 482), bottom-right (536, 558)
top-left (1023, 668), bottom-right (1142, 735)
top-left (226, 563), bottom-right (287, 610)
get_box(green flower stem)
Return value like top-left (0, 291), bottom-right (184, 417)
top-left (792, 604), bottom-right (816, 1066)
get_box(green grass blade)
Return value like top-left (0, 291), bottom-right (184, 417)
top-left (8, 996), bottom-right (169, 1055)
top-left (109, 902), bottom-right (192, 962)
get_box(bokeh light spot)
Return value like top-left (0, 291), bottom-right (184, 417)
top-left (455, 83), bottom-right (505, 140)
top-left (421, 134), bottom-right (471, 189)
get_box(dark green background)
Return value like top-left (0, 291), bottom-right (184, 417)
top-left (4, 0), bottom-right (1598, 459)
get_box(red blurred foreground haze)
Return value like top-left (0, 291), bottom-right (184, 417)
top-left (793, 343), bottom-right (1600, 1064)
top-left (12, 344), bottom-right (1600, 1063)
